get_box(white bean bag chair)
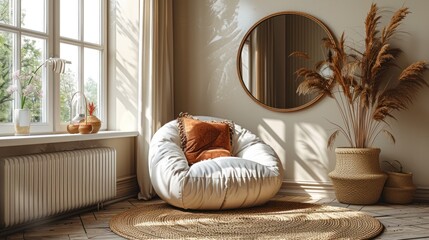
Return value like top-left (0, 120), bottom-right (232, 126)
top-left (149, 116), bottom-right (283, 210)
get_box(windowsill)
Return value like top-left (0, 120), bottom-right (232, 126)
top-left (0, 130), bottom-right (139, 147)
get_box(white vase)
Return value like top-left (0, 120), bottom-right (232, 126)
top-left (14, 109), bottom-right (31, 136)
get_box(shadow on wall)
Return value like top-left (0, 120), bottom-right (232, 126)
top-left (110, 1), bottom-right (139, 130)
top-left (257, 118), bottom-right (331, 182)
top-left (206, 0), bottom-right (242, 106)
top-left (294, 122), bottom-right (330, 181)
top-left (173, 0), bottom-right (243, 117)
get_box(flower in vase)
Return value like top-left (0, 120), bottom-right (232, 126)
top-left (7, 58), bottom-right (70, 110)
top-left (6, 85), bottom-right (17, 95)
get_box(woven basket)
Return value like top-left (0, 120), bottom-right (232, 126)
top-left (382, 171), bottom-right (416, 204)
top-left (329, 148), bottom-right (387, 205)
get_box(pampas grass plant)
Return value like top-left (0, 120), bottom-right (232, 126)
top-left (293, 4), bottom-right (428, 148)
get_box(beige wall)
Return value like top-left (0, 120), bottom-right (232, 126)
top-left (173, 0), bottom-right (429, 187)
top-left (107, 0), bottom-right (140, 132)
top-left (105, 0), bottom-right (140, 196)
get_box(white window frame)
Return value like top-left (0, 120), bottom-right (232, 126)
top-left (54, 0), bottom-right (107, 132)
top-left (0, 0), bottom-right (107, 135)
top-left (0, 0), bottom-right (53, 134)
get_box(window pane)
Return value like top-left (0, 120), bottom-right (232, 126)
top-left (21, 0), bottom-right (46, 33)
top-left (0, 0), bottom-right (14, 26)
top-left (60, 0), bottom-right (79, 40)
top-left (84, 0), bottom-right (100, 44)
top-left (21, 36), bottom-right (46, 123)
top-left (84, 48), bottom-right (100, 117)
top-left (0, 30), bottom-right (14, 123)
top-left (60, 43), bottom-right (79, 123)
top-left (84, 48), bottom-right (101, 116)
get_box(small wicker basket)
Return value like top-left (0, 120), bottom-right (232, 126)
top-left (382, 171), bottom-right (416, 204)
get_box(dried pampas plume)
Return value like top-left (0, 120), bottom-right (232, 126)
top-left (294, 3), bottom-right (428, 148)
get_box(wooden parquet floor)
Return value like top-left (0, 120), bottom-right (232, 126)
top-left (2, 194), bottom-right (429, 239)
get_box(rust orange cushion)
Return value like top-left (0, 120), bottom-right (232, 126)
top-left (178, 113), bottom-right (233, 165)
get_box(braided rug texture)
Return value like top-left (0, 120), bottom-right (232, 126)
top-left (110, 201), bottom-right (383, 239)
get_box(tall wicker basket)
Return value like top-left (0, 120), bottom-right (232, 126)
top-left (329, 148), bottom-right (387, 205)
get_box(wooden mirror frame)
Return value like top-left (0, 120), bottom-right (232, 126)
top-left (237, 11), bottom-right (336, 112)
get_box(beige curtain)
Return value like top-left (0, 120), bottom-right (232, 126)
top-left (137, 0), bottom-right (174, 200)
top-left (252, 22), bottom-right (274, 106)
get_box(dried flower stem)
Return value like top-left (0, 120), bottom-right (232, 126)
top-left (294, 4), bottom-right (428, 148)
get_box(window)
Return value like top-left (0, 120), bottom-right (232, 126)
top-left (0, 0), bottom-right (106, 135)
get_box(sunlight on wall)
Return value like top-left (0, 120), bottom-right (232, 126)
top-left (206, 0), bottom-right (242, 105)
top-left (115, 97), bottom-right (137, 132)
top-left (294, 122), bottom-right (330, 181)
top-left (108, 0), bottom-right (139, 131)
top-left (258, 118), bottom-right (286, 172)
top-left (255, 118), bottom-right (332, 182)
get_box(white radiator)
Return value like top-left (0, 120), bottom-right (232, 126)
top-left (0, 147), bottom-right (116, 228)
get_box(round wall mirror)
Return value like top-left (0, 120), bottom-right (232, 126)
top-left (237, 12), bottom-right (336, 112)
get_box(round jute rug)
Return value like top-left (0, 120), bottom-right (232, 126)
top-left (110, 201), bottom-right (384, 239)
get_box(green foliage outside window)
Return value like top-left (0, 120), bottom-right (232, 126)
top-left (0, 32), bottom-right (13, 122)
top-left (0, 0), bottom-right (100, 126)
